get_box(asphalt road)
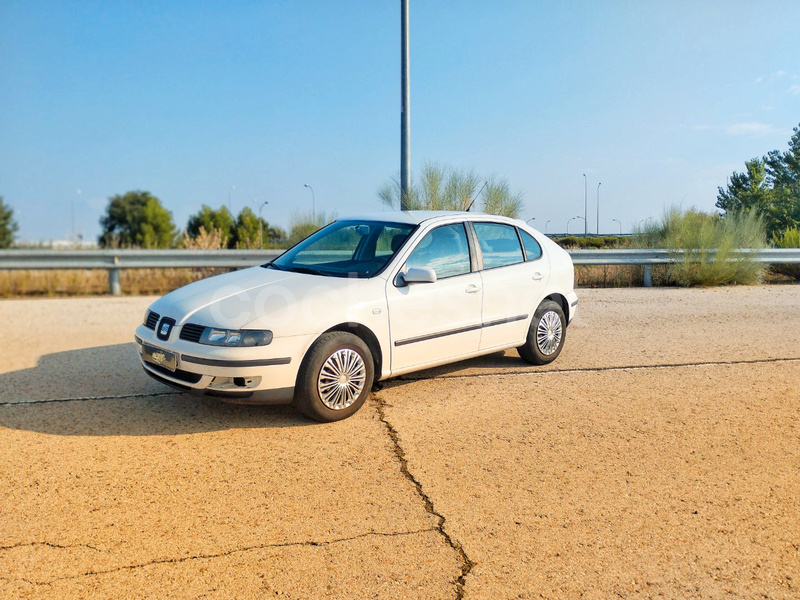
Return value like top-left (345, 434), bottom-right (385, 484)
top-left (1, 286), bottom-right (798, 599)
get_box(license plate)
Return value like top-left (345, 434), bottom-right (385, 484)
top-left (142, 344), bottom-right (177, 372)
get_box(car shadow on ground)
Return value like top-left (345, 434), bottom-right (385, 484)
top-left (0, 343), bottom-right (311, 436)
top-left (389, 349), bottom-right (532, 382)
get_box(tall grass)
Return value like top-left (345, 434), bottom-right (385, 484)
top-left (633, 207), bottom-right (767, 286)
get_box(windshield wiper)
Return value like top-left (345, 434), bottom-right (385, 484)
top-left (284, 266), bottom-right (329, 276)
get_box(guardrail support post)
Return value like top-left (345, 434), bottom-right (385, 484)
top-left (108, 269), bottom-right (121, 295)
top-left (108, 256), bottom-right (122, 295)
top-left (643, 265), bottom-right (652, 287)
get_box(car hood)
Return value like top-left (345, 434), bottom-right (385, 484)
top-left (149, 266), bottom-right (381, 335)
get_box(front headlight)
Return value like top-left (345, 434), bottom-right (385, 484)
top-left (200, 328), bottom-right (273, 347)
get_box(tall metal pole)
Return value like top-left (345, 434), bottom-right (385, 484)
top-left (258, 201), bottom-right (269, 249)
top-left (400, 0), bottom-right (411, 210)
top-left (583, 173), bottom-right (587, 235)
top-left (597, 182), bottom-right (601, 234)
top-left (304, 184), bottom-right (315, 221)
top-left (72, 189), bottom-right (80, 242)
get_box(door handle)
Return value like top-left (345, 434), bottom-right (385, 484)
top-left (465, 284), bottom-right (481, 294)
top-left (532, 272), bottom-right (544, 281)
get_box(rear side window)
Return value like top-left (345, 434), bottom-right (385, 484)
top-left (519, 229), bottom-right (543, 261)
top-left (473, 222), bottom-right (524, 269)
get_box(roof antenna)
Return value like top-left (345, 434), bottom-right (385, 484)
top-left (466, 181), bottom-right (488, 212)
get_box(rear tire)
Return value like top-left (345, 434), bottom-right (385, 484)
top-left (294, 332), bottom-right (375, 422)
top-left (518, 299), bottom-right (566, 365)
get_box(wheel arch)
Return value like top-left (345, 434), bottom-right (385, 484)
top-left (543, 293), bottom-right (570, 323)
top-left (321, 322), bottom-right (384, 378)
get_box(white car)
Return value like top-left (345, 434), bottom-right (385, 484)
top-left (135, 211), bottom-right (578, 421)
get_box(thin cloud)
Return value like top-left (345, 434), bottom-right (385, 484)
top-left (790, 85), bottom-right (800, 96)
top-left (725, 122), bottom-right (782, 136)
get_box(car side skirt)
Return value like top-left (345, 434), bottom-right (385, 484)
top-left (387, 340), bottom-right (527, 379)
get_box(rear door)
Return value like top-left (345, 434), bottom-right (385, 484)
top-left (472, 222), bottom-right (548, 350)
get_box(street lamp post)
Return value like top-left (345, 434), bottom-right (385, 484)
top-left (400, 0), bottom-right (411, 210)
top-left (72, 189), bottom-right (81, 243)
top-left (258, 201), bottom-right (269, 249)
top-left (526, 217), bottom-right (536, 226)
top-left (304, 184), bottom-right (315, 221)
top-left (612, 218), bottom-right (622, 235)
top-left (570, 215), bottom-right (586, 235)
top-left (596, 182), bottom-right (601, 235)
top-left (583, 173), bottom-right (587, 235)
top-left (545, 220), bottom-right (551, 234)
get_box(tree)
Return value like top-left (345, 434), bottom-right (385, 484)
top-left (717, 123), bottom-right (800, 239)
top-left (287, 211), bottom-right (336, 246)
top-left (99, 191), bottom-right (177, 248)
top-left (186, 205), bottom-right (235, 247)
top-left (186, 205), bottom-right (286, 248)
top-left (0, 196), bottom-right (19, 248)
top-left (377, 161), bottom-right (524, 218)
top-left (230, 206), bottom-right (285, 249)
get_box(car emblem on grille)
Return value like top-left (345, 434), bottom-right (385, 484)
top-left (157, 317), bottom-right (176, 341)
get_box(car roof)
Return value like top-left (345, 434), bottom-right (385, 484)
top-left (339, 210), bottom-right (521, 227)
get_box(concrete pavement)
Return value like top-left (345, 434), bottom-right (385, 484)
top-left (1, 287), bottom-right (798, 598)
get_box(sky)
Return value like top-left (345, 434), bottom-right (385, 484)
top-left (1, 0), bottom-right (799, 243)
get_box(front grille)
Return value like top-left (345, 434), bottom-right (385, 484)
top-left (180, 323), bottom-right (206, 343)
top-left (144, 311), bottom-right (160, 330)
top-left (145, 363), bottom-right (203, 384)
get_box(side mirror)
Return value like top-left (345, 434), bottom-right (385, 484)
top-left (398, 266), bottom-right (437, 286)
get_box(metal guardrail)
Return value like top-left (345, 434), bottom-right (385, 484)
top-left (0, 249), bottom-right (282, 295)
top-left (568, 248), bottom-right (800, 286)
top-left (0, 248), bottom-right (798, 293)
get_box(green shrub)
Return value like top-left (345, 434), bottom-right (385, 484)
top-left (633, 207), bottom-right (767, 286)
top-left (287, 211), bottom-right (337, 246)
top-left (772, 227), bottom-right (800, 280)
top-left (552, 235), bottom-right (628, 249)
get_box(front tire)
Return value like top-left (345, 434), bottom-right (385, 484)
top-left (518, 299), bottom-right (566, 365)
top-left (294, 332), bottom-right (375, 422)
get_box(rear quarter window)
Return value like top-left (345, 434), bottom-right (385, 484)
top-left (519, 229), bottom-right (543, 261)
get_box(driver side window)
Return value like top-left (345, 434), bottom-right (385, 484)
top-left (406, 224), bottom-right (471, 279)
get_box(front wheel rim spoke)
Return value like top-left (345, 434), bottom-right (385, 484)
top-left (318, 348), bottom-right (366, 410)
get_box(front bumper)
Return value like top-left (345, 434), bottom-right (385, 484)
top-left (135, 324), bottom-right (311, 404)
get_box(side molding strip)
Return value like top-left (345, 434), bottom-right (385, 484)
top-left (394, 314), bottom-right (528, 347)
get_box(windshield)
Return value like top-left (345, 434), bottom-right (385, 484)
top-left (265, 220), bottom-right (416, 278)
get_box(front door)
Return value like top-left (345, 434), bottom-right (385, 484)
top-left (386, 223), bottom-right (483, 373)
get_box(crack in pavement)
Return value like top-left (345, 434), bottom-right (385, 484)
top-left (0, 391), bottom-right (181, 408)
top-left (373, 394), bottom-right (474, 600)
top-left (3, 358), bottom-right (796, 408)
top-left (0, 541), bottom-right (103, 553)
top-left (2, 528), bottom-right (437, 587)
top-left (391, 356), bottom-right (800, 384)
